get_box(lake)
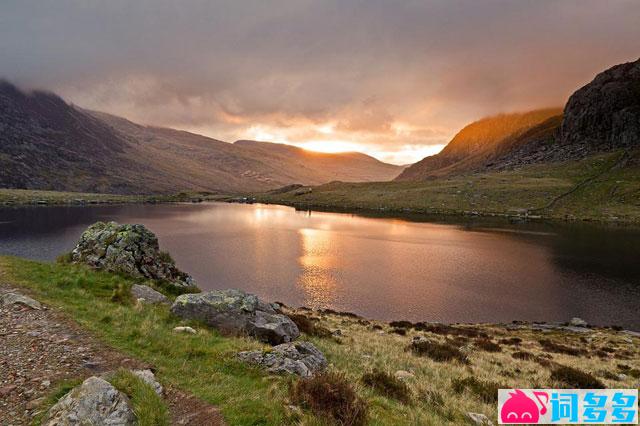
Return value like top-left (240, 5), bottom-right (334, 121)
top-left (1, 202), bottom-right (638, 329)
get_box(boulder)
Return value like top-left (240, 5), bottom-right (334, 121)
top-left (132, 369), bottom-right (163, 395)
top-left (466, 412), bottom-right (494, 426)
top-left (131, 284), bottom-right (169, 305)
top-left (171, 289), bottom-right (299, 344)
top-left (173, 326), bottom-right (197, 334)
top-left (43, 376), bottom-right (136, 425)
top-left (1, 292), bottom-right (41, 310)
top-left (237, 341), bottom-right (328, 377)
top-left (71, 221), bottom-right (197, 290)
top-left (561, 58), bottom-right (640, 150)
top-left (569, 317), bottom-right (588, 328)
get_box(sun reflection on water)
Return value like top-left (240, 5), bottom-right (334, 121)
top-left (296, 227), bottom-right (338, 309)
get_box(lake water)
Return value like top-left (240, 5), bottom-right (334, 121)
top-left (1, 202), bottom-right (638, 329)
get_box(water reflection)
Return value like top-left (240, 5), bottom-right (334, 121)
top-left (0, 202), bottom-right (638, 329)
top-left (297, 228), bottom-right (338, 309)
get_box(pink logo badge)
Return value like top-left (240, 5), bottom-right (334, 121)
top-left (500, 389), bottom-right (548, 424)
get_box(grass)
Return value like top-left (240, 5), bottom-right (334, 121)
top-left (550, 365), bottom-right (605, 389)
top-left (108, 369), bottom-right (170, 426)
top-left (408, 339), bottom-right (469, 363)
top-left (451, 377), bottom-right (502, 404)
top-left (0, 188), bottom-right (230, 206)
top-left (2, 256), bottom-right (639, 425)
top-left (255, 149), bottom-right (640, 224)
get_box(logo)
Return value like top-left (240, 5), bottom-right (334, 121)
top-left (498, 389), bottom-right (638, 424)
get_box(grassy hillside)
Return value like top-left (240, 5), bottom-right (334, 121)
top-left (2, 256), bottom-right (638, 425)
top-left (397, 108), bottom-right (562, 180)
top-left (256, 149), bottom-right (640, 224)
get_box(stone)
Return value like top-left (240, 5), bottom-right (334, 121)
top-left (173, 326), bottom-right (197, 334)
top-left (1, 292), bottom-right (41, 310)
top-left (131, 284), bottom-right (169, 305)
top-left (132, 369), bottom-right (163, 395)
top-left (569, 317), bottom-right (588, 327)
top-left (70, 221), bottom-right (197, 289)
top-left (237, 341), bottom-right (328, 377)
top-left (466, 412), bottom-right (494, 425)
top-left (43, 376), bottom-right (136, 425)
top-left (171, 289), bottom-right (299, 345)
top-left (394, 370), bottom-right (415, 381)
top-left (561, 58), bottom-right (640, 150)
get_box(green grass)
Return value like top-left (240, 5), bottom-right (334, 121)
top-left (255, 149), bottom-right (640, 224)
top-left (108, 369), bottom-right (170, 426)
top-left (0, 188), bottom-right (230, 206)
top-left (3, 256), bottom-right (639, 425)
top-left (1, 257), bottom-right (288, 425)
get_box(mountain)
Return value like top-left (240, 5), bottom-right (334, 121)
top-left (397, 58), bottom-right (640, 181)
top-left (396, 108), bottom-right (562, 180)
top-left (0, 82), bottom-right (403, 194)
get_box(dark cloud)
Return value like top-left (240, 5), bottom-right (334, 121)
top-left (1, 0), bottom-right (638, 163)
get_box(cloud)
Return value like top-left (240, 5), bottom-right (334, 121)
top-left (0, 0), bottom-right (638, 163)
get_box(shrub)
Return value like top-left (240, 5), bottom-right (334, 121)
top-left (451, 376), bottom-right (501, 403)
top-left (361, 369), bottom-right (411, 404)
top-left (391, 327), bottom-right (407, 336)
top-left (290, 372), bottom-right (368, 426)
top-left (289, 313), bottom-right (332, 338)
top-left (538, 339), bottom-right (587, 356)
top-left (408, 339), bottom-right (468, 363)
top-left (498, 337), bottom-right (522, 345)
top-left (389, 320), bottom-right (413, 329)
top-left (474, 338), bottom-right (502, 352)
top-left (56, 252), bottom-right (73, 264)
top-left (413, 323), bottom-right (487, 338)
top-left (550, 365), bottom-right (605, 389)
top-left (618, 364), bottom-right (640, 378)
top-left (157, 250), bottom-right (174, 264)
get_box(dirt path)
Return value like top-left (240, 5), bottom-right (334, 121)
top-left (0, 281), bottom-right (225, 425)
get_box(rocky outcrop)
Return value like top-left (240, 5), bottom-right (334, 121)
top-left (171, 289), bottom-right (299, 344)
top-left (1, 292), bottom-right (41, 310)
top-left (43, 376), bottom-right (136, 425)
top-left (237, 341), bottom-right (328, 377)
top-left (71, 222), bottom-right (197, 290)
top-left (131, 284), bottom-right (169, 305)
top-left (561, 58), bottom-right (640, 149)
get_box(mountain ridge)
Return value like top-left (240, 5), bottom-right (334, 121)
top-left (0, 81), bottom-right (403, 194)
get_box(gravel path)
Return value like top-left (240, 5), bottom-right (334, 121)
top-left (0, 282), bottom-right (225, 425)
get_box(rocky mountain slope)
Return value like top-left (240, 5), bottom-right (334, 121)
top-left (396, 108), bottom-right (562, 180)
top-left (0, 82), bottom-right (403, 194)
top-left (398, 57), bottom-right (640, 180)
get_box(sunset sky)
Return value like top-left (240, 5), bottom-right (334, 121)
top-left (1, 1), bottom-right (638, 164)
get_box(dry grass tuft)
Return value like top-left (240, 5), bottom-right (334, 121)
top-left (538, 338), bottom-right (587, 356)
top-left (289, 313), bottom-right (332, 338)
top-left (361, 369), bottom-right (411, 404)
top-left (550, 365), bottom-right (605, 389)
top-left (474, 338), bottom-right (502, 352)
top-left (290, 372), bottom-right (368, 426)
top-left (408, 338), bottom-right (469, 363)
top-left (451, 376), bottom-right (501, 404)
top-left (511, 350), bottom-right (535, 361)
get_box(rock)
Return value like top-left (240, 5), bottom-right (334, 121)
top-left (569, 317), bottom-right (588, 327)
top-left (70, 221), bottom-right (197, 289)
top-left (173, 326), bottom-right (197, 334)
top-left (41, 380), bottom-right (51, 389)
top-left (132, 369), bottom-right (163, 395)
top-left (237, 341), bottom-right (328, 377)
top-left (171, 289), bottom-right (299, 345)
top-left (0, 384), bottom-right (17, 397)
top-left (43, 376), bottom-right (136, 425)
top-left (1, 292), bottom-right (41, 310)
top-left (131, 284), bottom-right (169, 305)
top-left (394, 370), bottom-right (415, 381)
top-left (466, 412), bottom-right (494, 425)
top-left (561, 58), bottom-right (640, 150)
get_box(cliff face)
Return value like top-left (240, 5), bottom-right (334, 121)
top-left (560, 58), bottom-right (640, 149)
